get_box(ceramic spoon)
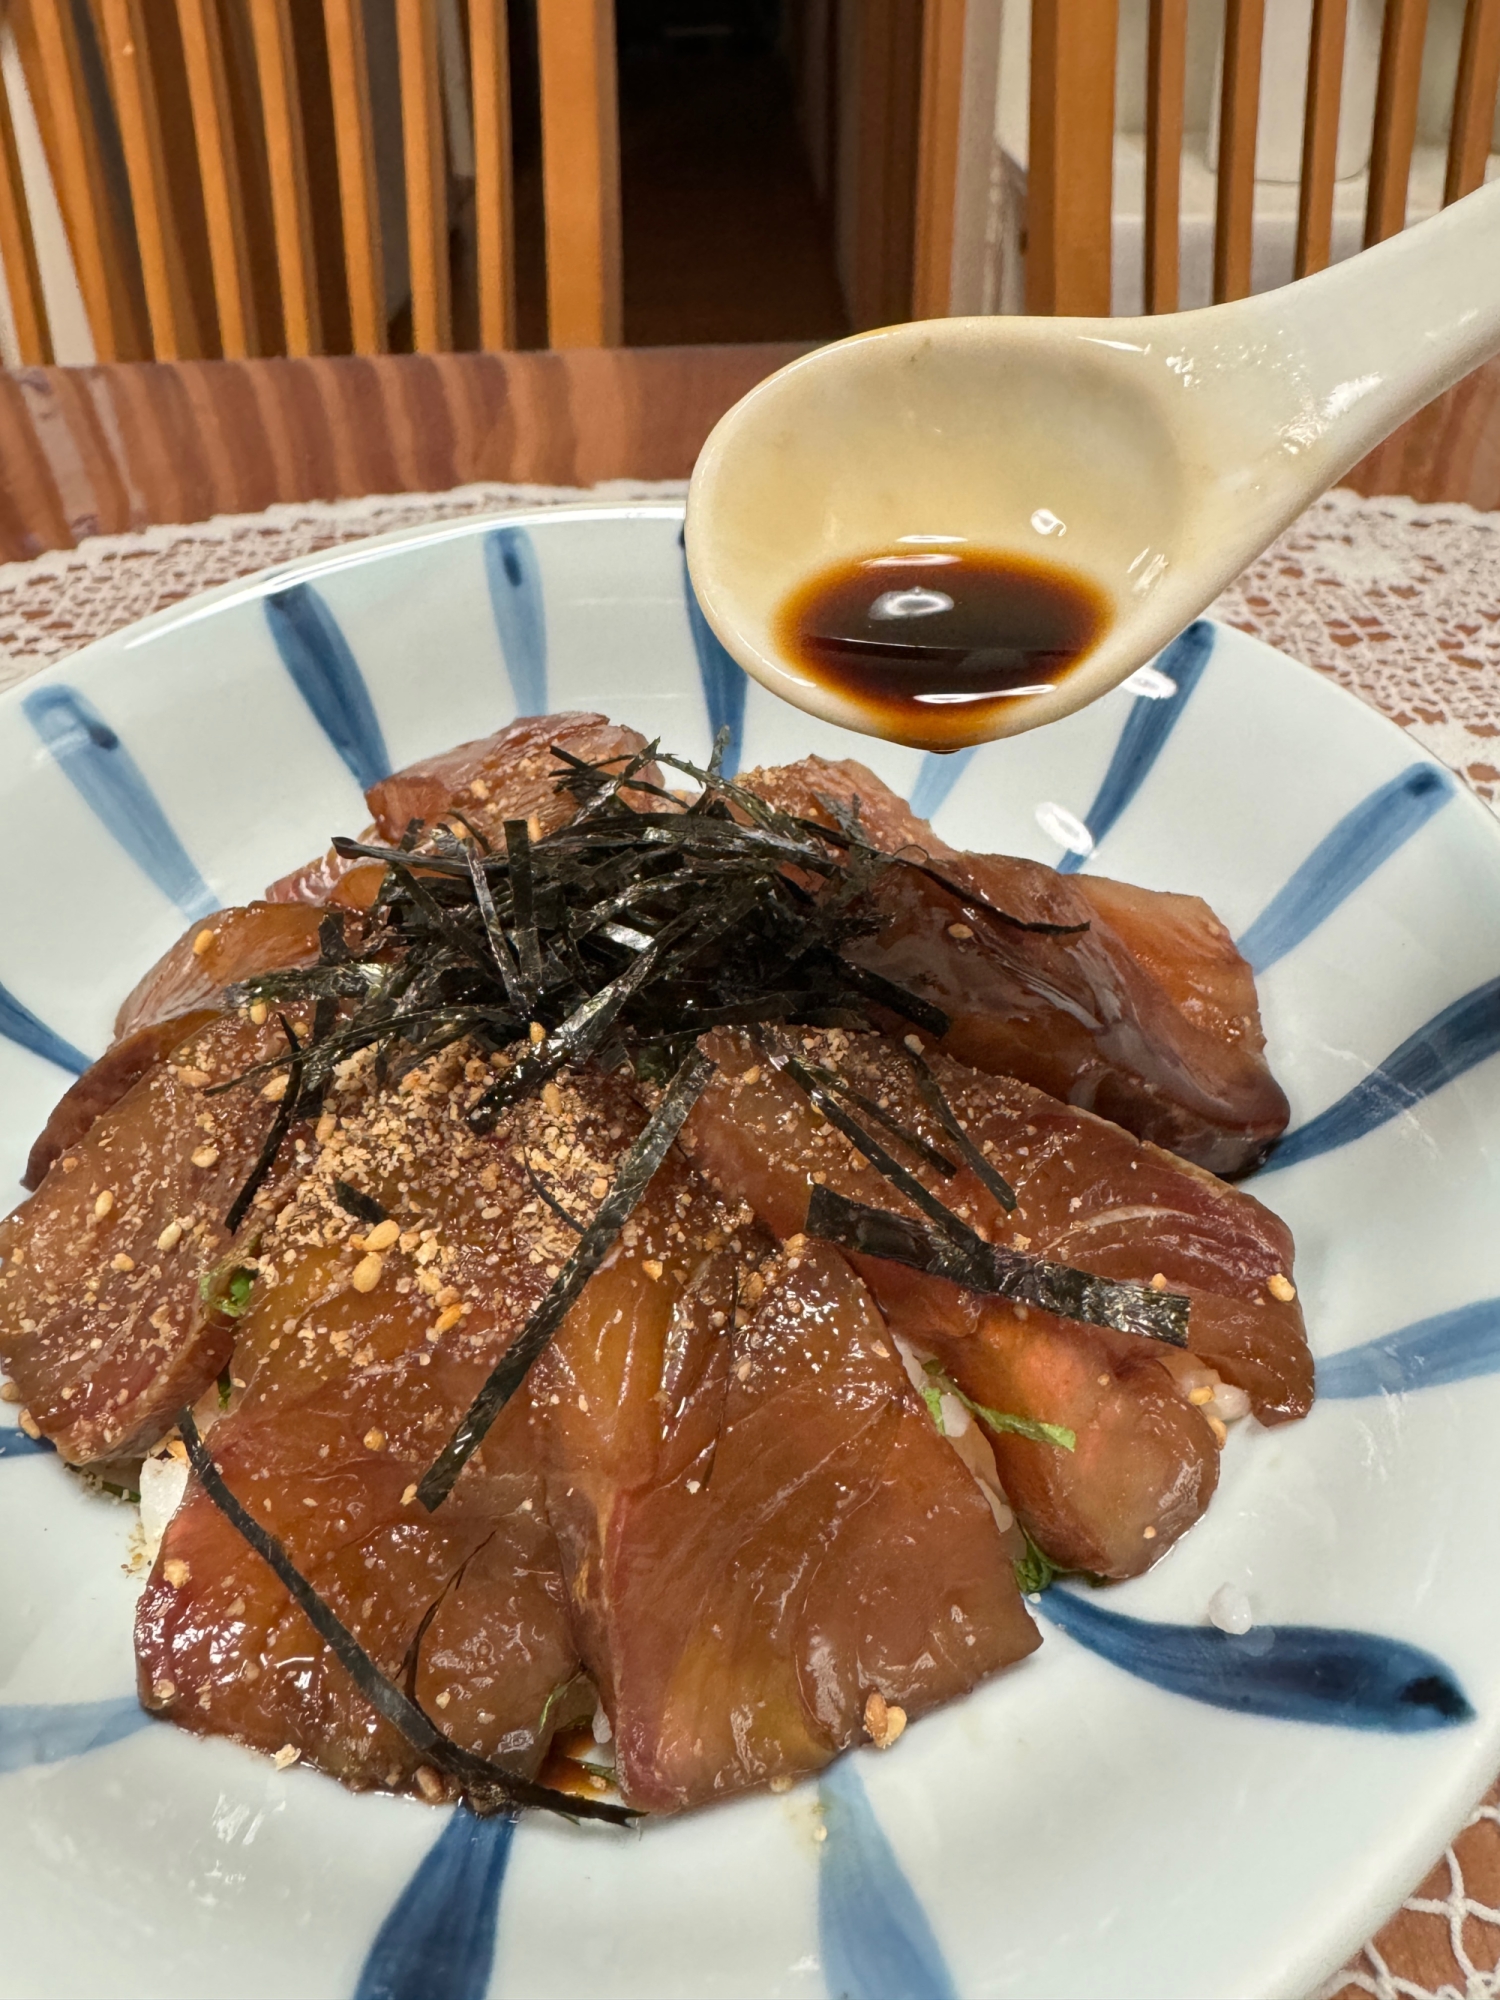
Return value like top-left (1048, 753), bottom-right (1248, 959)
top-left (684, 177), bottom-right (1500, 751)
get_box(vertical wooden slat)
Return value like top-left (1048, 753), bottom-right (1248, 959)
top-left (324, 0), bottom-right (387, 353)
top-left (1026, 0), bottom-right (1117, 315)
top-left (1295, 0), bottom-right (1348, 276)
top-left (97, 0), bottom-right (200, 357)
top-left (469, 0), bottom-right (515, 349)
top-left (246, 0), bottom-right (320, 355)
top-left (9, 0), bottom-right (145, 359)
top-left (176, 0), bottom-right (258, 357)
top-left (911, 0), bottom-right (966, 319)
top-left (1213, 0), bottom-right (1265, 302)
top-left (397, 0), bottom-right (449, 352)
top-left (1365, 0), bottom-right (1428, 244)
top-left (1144, 0), bottom-right (1187, 313)
top-left (1445, 0), bottom-right (1500, 204)
top-left (536, 0), bottom-right (622, 347)
top-left (0, 60), bottom-right (53, 362)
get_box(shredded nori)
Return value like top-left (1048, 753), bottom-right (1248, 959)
top-left (176, 1410), bottom-right (630, 1825)
top-left (415, 1045), bottom-right (716, 1511)
top-left (332, 1180), bottom-right (389, 1226)
top-left (804, 1184), bottom-right (1190, 1346)
top-left (900, 1044), bottom-right (1019, 1212)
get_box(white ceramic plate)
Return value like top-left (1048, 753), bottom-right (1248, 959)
top-left (2, 504), bottom-right (1498, 2000)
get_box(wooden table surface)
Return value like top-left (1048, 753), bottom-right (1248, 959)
top-left (2, 341), bottom-right (1500, 564)
top-left (1, 339), bottom-right (1498, 1997)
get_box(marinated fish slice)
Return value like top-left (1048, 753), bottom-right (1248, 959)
top-left (24, 1009), bottom-right (218, 1192)
top-left (682, 1028), bottom-right (1308, 1577)
top-left (137, 1047), bottom-right (647, 1791)
top-left (0, 1011), bottom-right (309, 1463)
top-left (266, 713), bottom-right (662, 907)
top-left (114, 904), bottom-right (330, 1042)
top-left (744, 755), bottom-right (1288, 1177)
top-left (531, 1233), bottom-right (1038, 1812)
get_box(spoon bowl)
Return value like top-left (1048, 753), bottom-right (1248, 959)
top-left (685, 180), bottom-right (1500, 750)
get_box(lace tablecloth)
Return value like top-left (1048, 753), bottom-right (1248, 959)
top-left (0, 479), bottom-right (1496, 2000)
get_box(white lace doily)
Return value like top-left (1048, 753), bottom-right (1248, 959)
top-left (0, 476), bottom-right (1497, 1998)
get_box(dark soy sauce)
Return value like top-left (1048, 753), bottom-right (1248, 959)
top-left (775, 544), bottom-right (1109, 749)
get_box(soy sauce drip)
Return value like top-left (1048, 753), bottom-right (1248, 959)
top-left (775, 544), bottom-right (1109, 749)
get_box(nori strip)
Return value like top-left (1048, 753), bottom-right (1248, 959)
top-left (504, 818), bottom-right (545, 997)
top-left (417, 1045), bottom-right (715, 1511)
top-left (333, 1180), bottom-right (389, 1226)
top-left (224, 1014), bottom-right (303, 1234)
top-left (526, 1162), bottom-right (584, 1235)
top-left (794, 1059), bottom-right (959, 1179)
top-left (804, 1184), bottom-right (1190, 1346)
top-left (901, 1045), bottom-right (1019, 1212)
top-left (175, 1411), bottom-right (629, 1824)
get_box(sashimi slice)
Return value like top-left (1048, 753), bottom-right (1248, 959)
top-left (744, 756), bottom-right (1287, 1177)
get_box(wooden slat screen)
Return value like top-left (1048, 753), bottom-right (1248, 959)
top-left (1144, 0), bottom-right (1187, 313)
top-left (246, 0), bottom-right (320, 355)
top-left (1294, 0), bottom-right (1348, 277)
top-left (396, 0), bottom-right (449, 355)
top-left (1366, 0), bottom-right (1429, 244)
top-left (175, 0), bottom-right (258, 358)
top-left (1445, 0), bottom-right (1500, 205)
top-left (1213, 0), bottom-right (1266, 302)
top-left (322, 0), bottom-right (385, 354)
top-left (536, 0), bottom-right (623, 348)
top-left (98, 0), bottom-right (200, 358)
top-left (469, 0), bottom-right (516, 351)
top-left (0, 50), bottom-right (52, 362)
top-left (912, 0), bottom-right (967, 319)
top-left (1026, 0), bottom-right (1118, 315)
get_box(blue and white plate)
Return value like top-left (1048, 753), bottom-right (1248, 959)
top-left (1, 503), bottom-right (1498, 2000)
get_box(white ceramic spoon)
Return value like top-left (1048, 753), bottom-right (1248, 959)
top-left (684, 178), bottom-right (1500, 750)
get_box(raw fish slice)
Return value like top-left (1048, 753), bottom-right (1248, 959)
top-left (114, 903), bottom-right (330, 1041)
top-left (25, 905), bottom-right (331, 1191)
top-left (266, 713), bottom-right (661, 908)
top-left (24, 1009), bottom-right (217, 1192)
top-left (744, 756), bottom-right (1287, 1177)
top-left (683, 1029), bottom-right (1308, 1576)
top-left (0, 1011), bottom-right (308, 1463)
top-left (538, 1236), bottom-right (1038, 1813)
top-left (137, 1048), bottom-right (648, 1791)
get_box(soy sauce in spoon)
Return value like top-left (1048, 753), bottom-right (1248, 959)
top-left (774, 544), bottom-right (1109, 750)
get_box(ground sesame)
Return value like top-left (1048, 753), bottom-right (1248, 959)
top-left (1268, 1272), bottom-right (1297, 1302)
top-left (642, 1258), bottom-right (664, 1281)
top-left (863, 1689), bottom-right (907, 1749)
top-left (152, 1679), bottom-right (176, 1702)
top-left (163, 1559), bottom-right (191, 1588)
top-left (363, 1428), bottom-right (386, 1451)
top-left (92, 1190), bottom-right (114, 1219)
top-left (272, 1744), bottom-right (300, 1770)
top-left (432, 1304), bottom-right (463, 1336)
top-left (178, 1068), bottom-right (212, 1088)
top-left (351, 1252), bottom-right (384, 1293)
top-left (946, 922), bottom-right (974, 941)
top-left (190, 1145), bottom-right (220, 1169)
top-left (110, 1253), bottom-right (135, 1273)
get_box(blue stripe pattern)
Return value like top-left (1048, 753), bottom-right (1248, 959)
top-left (1237, 765), bottom-right (1454, 975)
top-left (354, 1809), bottom-right (515, 2000)
top-left (819, 1758), bottom-right (958, 2000)
top-left (909, 746), bottom-right (978, 823)
top-left (265, 586), bottom-right (391, 794)
top-left (680, 534), bottom-right (746, 778)
top-left (1041, 1591), bottom-right (1473, 1729)
top-left (1319, 1296), bottom-right (1500, 1398)
top-left (1262, 973), bottom-right (1500, 1173)
top-left (1056, 620), bottom-right (1215, 874)
top-left (0, 1697), bottom-right (150, 1773)
top-left (483, 527), bottom-right (548, 716)
top-left (0, 1426), bottom-right (54, 1457)
top-left (22, 686), bottom-right (217, 921)
top-left (0, 979), bottom-right (89, 1075)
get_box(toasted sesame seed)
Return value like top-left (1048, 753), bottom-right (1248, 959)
top-left (542, 1081), bottom-right (563, 1115)
top-left (361, 1218), bottom-right (400, 1253)
top-left (192, 930), bottom-right (215, 957)
top-left (432, 1304), bottom-right (463, 1336)
top-left (110, 1253), bottom-right (135, 1273)
top-left (1150, 1272), bottom-right (1167, 1291)
top-left (401, 1484), bottom-right (418, 1505)
top-left (151, 1679), bottom-right (176, 1703)
top-left (93, 1190), bottom-right (114, 1219)
top-left (642, 1258), bottom-right (664, 1281)
top-left (946, 922), bottom-right (974, 941)
top-left (529, 1021), bottom-right (546, 1044)
top-left (1142, 1525), bottom-right (1157, 1540)
top-left (863, 1689), bottom-right (907, 1749)
top-left (178, 1068), bottom-right (212, 1088)
top-left (1268, 1272), bottom-right (1296, 1302)
top-left (740, 1065), bottom-right (762, 1086)
top-left (363, 1428), bottom-right (386, 1451)
top-left (162, 1558), bottom-right (190, 1587)
top-left (434, 1690), bottom-right (451, 1709)
top-left (315, 1111), bottom-right (338, 1144)
top-left (260, 1073), bottom-right (290, 1103)
top-left (249, 1000), bottom-right (268, 1026)
top-left (0, 1382), bottom-right (18, 1404)
top-left (904, 1034), bottom-right (923, 1054)
top-left (1188, 1384), bottom-right (1214, 1405)
top-left (190, 1144), bottom-right (220, 1169)
top-left (18, 1409), bottom-right (40, 1439)
top-left (156, 1221), bottom-right (183, 1252)
top-left (414, 1765), bottom-right (445, 1801)
top-left (272, 1744), bottom-right (300, 1770)
top-left (351, 1251), bottom-right (383, 1293)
